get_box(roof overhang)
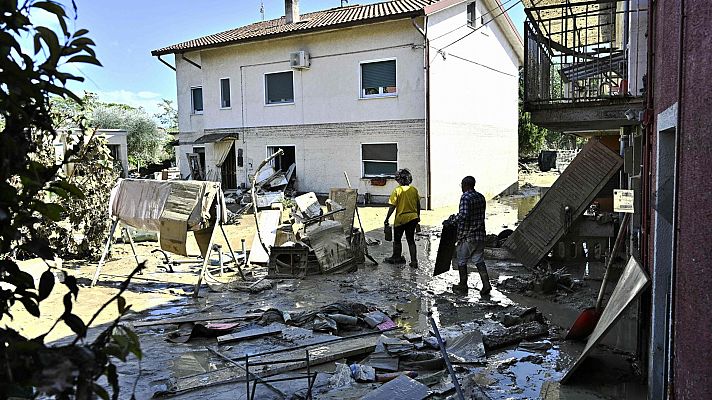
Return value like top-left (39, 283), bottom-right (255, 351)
top-left (425, 0), bottom-right (524, 64)
top-left (191, 132), bottom-right (239, 145)
top-left (151, 11), bottom-right (424, 57)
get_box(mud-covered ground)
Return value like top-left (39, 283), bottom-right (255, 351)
top-left (7, 171), bottom-right (645, 399)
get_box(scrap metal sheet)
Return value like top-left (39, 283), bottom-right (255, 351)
top-left (561, 257), bottom-right (649, 383)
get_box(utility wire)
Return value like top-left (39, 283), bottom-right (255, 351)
top-left (432, 49), bottom-right (518, 77)
top-left (429, 0), bottom-right (521, 42)
top-left (438, 0), bottom-right (522, 51)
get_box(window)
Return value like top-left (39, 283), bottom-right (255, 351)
top-left (220, 78), bottom-right (231, 108)
top-left (467, 1), bottom-right (488, 32)
top-left (360, 60), bottom-right (397, 98)
top-left (265, 71), bottom-right (294, 104)
top-left (107, 144), bottom-right (120, 161)
top-left (191, 87), bottom-right (203, 114)
top-left (362, 143), bottom-right (397, 177)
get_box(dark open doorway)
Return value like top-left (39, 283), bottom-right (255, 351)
top-left (268, 145), bottom-right (296, 172)
top-left (221, 143), bottom-right (238, 190)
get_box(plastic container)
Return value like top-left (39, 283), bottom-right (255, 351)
top-left (384, 223), bottom-right (392, 242)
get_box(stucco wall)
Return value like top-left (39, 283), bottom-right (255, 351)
top-left (241, 119), bottom-right (426, 200)
top-left (427, 1), bottom-right (520, 207)
top-left (176, 18), bottom-right (425, 132)
top-left (648, 0), bottom-right (712, 398)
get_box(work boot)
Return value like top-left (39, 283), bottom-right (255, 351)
top-left (384, 256), bottom-right (406, 264)
top-left (452, 266), bottom-right (468, 293)
top-left (476, 262), bottom-right (492, 295)
top-left (408, 244), bottom-right (418, 268)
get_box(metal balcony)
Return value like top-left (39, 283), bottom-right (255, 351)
top-left (522, 0), bottom-right (646, 132)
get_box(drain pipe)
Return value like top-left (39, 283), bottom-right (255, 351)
top-left (667, 0), bottom-right (685, 393)
top-left (412, 16), bottom-right (432, 210)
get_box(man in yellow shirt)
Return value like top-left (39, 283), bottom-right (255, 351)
top-left (384, 169), bottom-right (420, 267)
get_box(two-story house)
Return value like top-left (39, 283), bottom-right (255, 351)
top-left (152, 0), bottom-right (523, 208)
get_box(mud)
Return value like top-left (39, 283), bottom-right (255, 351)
top-left (6, 171), bottom-right (645, 399)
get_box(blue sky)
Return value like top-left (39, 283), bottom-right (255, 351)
top-left (55, 0), bottom-right (525, 116)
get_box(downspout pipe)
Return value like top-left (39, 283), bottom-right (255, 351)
top-left (412, 16), bottom-right (432, 210)
top-left (668, 0), bottom-right (685, 392)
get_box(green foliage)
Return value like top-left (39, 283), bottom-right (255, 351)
top-left (518, 69), bottom-right (563, 157)
top-left (0, 1), bottom-right (141, 398)
top-left (92, 104), bottom-right (169, 168)
top-left (154, 99), bottom-right (178, 131)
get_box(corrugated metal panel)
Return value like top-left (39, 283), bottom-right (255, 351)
top-left (503, 139), bottom-right (623, 267)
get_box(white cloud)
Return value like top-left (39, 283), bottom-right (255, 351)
top-left (94, 89), bottom-right (165, 117)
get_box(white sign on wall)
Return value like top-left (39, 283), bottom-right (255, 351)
top-left (614, 189), bottom-right (635, 213)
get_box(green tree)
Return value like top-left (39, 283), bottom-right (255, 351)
top-left (1, 1), bottom-right (141, 398)
top-left (518, 69), bottom-right (561, 157)
top-left (154, 99), bottom-right (178, 131)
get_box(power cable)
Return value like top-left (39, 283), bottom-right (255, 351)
top-left (432, 50), bottom-right (518, 77)
top-left (429, 0), bottom-right (521, 42)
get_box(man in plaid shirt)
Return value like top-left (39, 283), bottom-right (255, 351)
top-left (446, 176), bottom-right (492, 294)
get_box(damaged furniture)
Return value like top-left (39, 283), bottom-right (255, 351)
top-left (262, 189), bottom-right (365, 278)
top-left (91, 178), bottom-right (244, 296)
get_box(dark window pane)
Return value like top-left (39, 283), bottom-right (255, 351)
top-left (362, 143), bottom-right (397, 161)
top-left (221, 79), bottom-right (231, 108)
top-left (192, 87), bottom-right (203, 112)
top-left (361, 60), bottom-right (396, 90)
top-left (364, 162), bottom-right (397, 177)
top-left (266, 72), bottom-right (294, 104)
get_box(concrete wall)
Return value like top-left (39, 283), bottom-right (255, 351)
top-left (100, 129), bottom-right (129, 177)
top-left (427, 1), bottom-right (520, 207)
top-left (647, 1), bottom-right (712, 398)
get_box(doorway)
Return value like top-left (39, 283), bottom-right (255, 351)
top-left (221, 143), bottom-right (238, 190)
top-left (267, 145), bottom-right (296, 172)
top-left (649, 125), bottom-right (677, 399)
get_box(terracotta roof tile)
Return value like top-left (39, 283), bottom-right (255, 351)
top-left (152, 0), bottom-right (440, 55)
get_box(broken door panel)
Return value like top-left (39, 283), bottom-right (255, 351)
top-left (504, 139), bottom-right (623, 267)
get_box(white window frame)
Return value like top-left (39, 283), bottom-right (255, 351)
top-left (361, 142), bottom-right (398, 178)
top-left (190, 86), bottom-right (204, 115)
top-left (359, 58), bottom-right (398, 99)
top-left (264, 70), bottom-right (295, 106)
top-left (220, 77), bottom-right (231, 109)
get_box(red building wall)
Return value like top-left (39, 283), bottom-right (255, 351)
top-left (649, 0), bottom-right (712, 398)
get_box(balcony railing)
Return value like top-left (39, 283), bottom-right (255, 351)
top-left (524, 0), bottom-right (643, 108)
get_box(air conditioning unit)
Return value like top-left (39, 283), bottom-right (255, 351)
top-left (289, 51), bottom-right (310, 69)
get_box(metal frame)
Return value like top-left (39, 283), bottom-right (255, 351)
top-left (90, 188), bottom-right (245, 297)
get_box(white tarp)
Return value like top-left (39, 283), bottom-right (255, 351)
top-left (108, 179), bottom-right (227, 256)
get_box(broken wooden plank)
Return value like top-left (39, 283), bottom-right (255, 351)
top-left (216, 325), bottom-right (282, 344)
top-left (130, 313), bottom-right (261, 328)
top-left (504, 139), bottom-right (623, 267)
top-left (156, 334), bottom-right (379, 397)
top-left (248, 209), bottom-right (281, 264)
top-left (329, 188), bottom-right (358, 234)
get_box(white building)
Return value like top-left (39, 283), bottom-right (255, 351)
top-left (55, 128), bottom-right (129, 177)
top-left (152, 0), bottom-right (523, 208)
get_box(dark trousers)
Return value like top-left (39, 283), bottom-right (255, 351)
top-left (392, 219), bottom-right (418, 262)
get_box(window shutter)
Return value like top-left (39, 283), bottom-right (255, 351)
top-left (361, 61), bottom-right (396, 89)
top-left (221, 79), bottom-right (231, 107)
top-left (362, 143), bottom-right (397, 161)
top-left (266, 72), bottom-right (294, 103)
top-left (192, 87), bottom-right (203, 111)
